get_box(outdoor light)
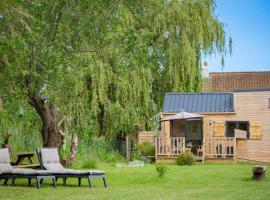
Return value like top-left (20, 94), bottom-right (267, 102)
top-left (0, 13), bottom-right (4, 21)
top-left (65, 44), bottom-right (73, 51)
top-left (19, 107), bottom-right (24, 117)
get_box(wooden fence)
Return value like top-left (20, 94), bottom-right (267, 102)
top-left (138, 131), bottom-right (156, 145)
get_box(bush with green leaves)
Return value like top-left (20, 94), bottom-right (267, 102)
top-left (176, 152), bottom-right (196, 166)
top-left (155, 163), bottom-right (168, 178)
top-left (82, 159), bottom-right (97, 169)
top-left (138, 141), bottom-right (155, 157)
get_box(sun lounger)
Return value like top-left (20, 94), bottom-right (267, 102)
top-left (36, 148), bottom-right (107, 188)
top-left (0, 148), bottom-right (56, 188)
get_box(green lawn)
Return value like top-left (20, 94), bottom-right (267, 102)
top-left (0, 163), bottom-right (269, 200)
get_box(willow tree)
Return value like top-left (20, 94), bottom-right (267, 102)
top-left (116, 0), bottom-right (232, 108)
top-left (0, 0), bottom-right (231, 146)
top-left (75, 0), bottom-right (231, 139)
top-left (0, 0), bottom-right (122, 147)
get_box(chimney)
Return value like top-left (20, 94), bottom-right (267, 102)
top-left (202, 61), bottom-right (209, 77)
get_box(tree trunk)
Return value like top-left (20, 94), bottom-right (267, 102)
top-left (28, 93), bottom-right (78, 166)
top-left (28, 93), bottom-right (63, 148)
top-left (64, 134), bottom-right (78, 166)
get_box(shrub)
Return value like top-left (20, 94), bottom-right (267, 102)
top-left (106, 153), bottom-right (117, 163)
top-left (138, 141), bottom-right (155, 157)
top-left (176, 152), bottom-right (195, 166)
top-left (155, 163), bottom-right (168, 178)
top-left (82, 159), bottom-right (97, 169)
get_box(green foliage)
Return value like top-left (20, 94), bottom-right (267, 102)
top-left (155, 163), bottom-right (168, 178)
top-left (0, 0), bottom-right (231, 147)
top-left (138, 141), bottom-right (155, 157)
top-left (105, 153), bottom-right (126, 163)
top-left (176, 152), bottom-right (196, 166)
top-left (82, 159), bottom-right (97, 169)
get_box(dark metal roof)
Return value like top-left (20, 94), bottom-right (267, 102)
top-left (163, 93), bottom-right (234, 113)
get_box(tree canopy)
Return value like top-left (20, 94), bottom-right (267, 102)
top-left (0, 0), bottom-right (231, 144)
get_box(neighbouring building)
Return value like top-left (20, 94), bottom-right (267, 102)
top-left (156, 89), bottom-right (270, 163)
top-left (203, 71), bottom-right (270, 92)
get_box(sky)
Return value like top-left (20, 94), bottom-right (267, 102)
top-left (205, 0), bottom-right (270, 72)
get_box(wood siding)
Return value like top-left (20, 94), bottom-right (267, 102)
top-left (161, 91), bottom-right (270, 162)
top-left (137, 131), bottom-right (156, 145)
top-left (203, 91), bottom-right (270, 162)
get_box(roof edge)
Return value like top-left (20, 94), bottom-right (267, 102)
top-left (165, 92), bottom-right (233, 95)
top-left (209, 71), bottom-right (270, 74)
top-left (233, 88), bottom-right (270, 92)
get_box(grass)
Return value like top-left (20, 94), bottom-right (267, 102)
top-left (0, 163), bottom-right (269, 200)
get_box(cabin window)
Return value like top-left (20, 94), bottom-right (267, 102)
top-left (226, 121), bottom-right (249, 138)
top-left (191, 124), bottom-right (200, 135)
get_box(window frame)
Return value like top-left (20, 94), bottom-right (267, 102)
top-left (226, 121), bottom-right (250, 139)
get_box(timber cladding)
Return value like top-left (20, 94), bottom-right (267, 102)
top-left (161, 90), bottom-right (270, 163)
top-left (137, 131), bottom-right (156, 145)
top-left (203, 90), bottom-right (270, 162)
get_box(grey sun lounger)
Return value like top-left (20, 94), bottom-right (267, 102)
top-left (0, 148), bottom-right (57, 188)
top-left (36, 148), bottom-right (107, 188)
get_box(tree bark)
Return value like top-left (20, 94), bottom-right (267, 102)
top-left (28, 93), bottom-right (62, 147)
top-left (64, 134), bottom-right (78, 166)
top-left (28, 93), bottom-right (78, 166)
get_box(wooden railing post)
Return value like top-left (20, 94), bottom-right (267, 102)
top-left (222, 138), bottom-right (225, 158)
top-left (233, 137), bottom-right (237, 161)
top-left (183, 137), bottom-right (186, 152)
top-left (202, 137), bottom-right (205, 162)
top-left (155, 138), bottom-right (158, 160)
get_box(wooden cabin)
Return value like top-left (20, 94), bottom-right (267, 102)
top-left (156, 89), bottom-right (270, 163)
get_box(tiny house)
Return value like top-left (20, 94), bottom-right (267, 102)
top-left (156, 89), bottom-right (270, 163)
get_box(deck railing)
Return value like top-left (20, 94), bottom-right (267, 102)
top-left (155, 137), bottom-right (185, 158)
top-left (155, 136), bottom-right (237, 160)
top-left (204, 137), bottom-right (237, 159)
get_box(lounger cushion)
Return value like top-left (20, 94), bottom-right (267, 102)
top-left (12, 168), bottom-right (54, 175)
top-left (0, 168), bottom-right (13, 174)
top-left (39, 148), bottom-right (105, 176)
top-left (89, 170), bottom-right (105, 175)
top-left (43, 162), bottom-right (65, 171)
top-left (40, 148), bottom-right (65, 170)
top-left (40, 148), bottom-right (60, 164)
top-left (49, 169), bottom-right (89, 175)
top-left (0, 148), bottom-right (13, 173)
top-left (0, 148), bottom-right (10, 164)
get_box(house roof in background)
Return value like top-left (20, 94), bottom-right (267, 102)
top-left (203, 71), bottom-right (270, 92)
top-left (234, 88), bottom-right (270, 92)
top-left (163, 93), bottom-right (234, 113)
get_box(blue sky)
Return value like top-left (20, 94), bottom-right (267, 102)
top-left (205, 0), bottom-right (270, 72)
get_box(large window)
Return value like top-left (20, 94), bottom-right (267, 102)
top-left (226, 121), bottom-right (249, 138)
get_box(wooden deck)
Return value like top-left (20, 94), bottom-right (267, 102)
top-left (155, 137), bottom-right (237, 162)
